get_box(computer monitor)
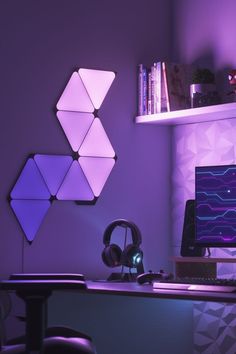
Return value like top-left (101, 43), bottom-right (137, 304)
top-left (195, 164), bottom-right (236, 247)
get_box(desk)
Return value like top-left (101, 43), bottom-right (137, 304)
top-left (2, 279), bottom-right (236, 354)
top-left (49, 281), bottom-right (236, 354)
top-left (86, 280), bottom-right (236, 303)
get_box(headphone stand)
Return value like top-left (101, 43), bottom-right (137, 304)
top-left (107, 263), bottom-right (144, 282)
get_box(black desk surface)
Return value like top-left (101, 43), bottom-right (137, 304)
top-left (1, 278), bottom-right (236, 303)
top-left (86, 280), bottom-right (236, 303)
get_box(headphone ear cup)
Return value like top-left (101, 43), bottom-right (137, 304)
top-left (102, 244), bottom-right (122, 268)
top-left (121, 244), bottom-right (143, 268)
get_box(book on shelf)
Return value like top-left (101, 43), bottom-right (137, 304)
top-left (148, 69), bottom-right (152, 114)
top-left (151, 62), bottom-right (162, 114)
top-left (138, 64), bottom-right (148, 115)
top-left (162, 62), bottom-right (193, 111)
top-left (138, 62), bottom-right (193, 116)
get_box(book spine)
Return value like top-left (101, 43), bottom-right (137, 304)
top-left (148, 70), bottom-right (152, 114)
top-left (153, 62), bottom-right (162, 113)
top-left (138, 64), bottom-right (144, 115)
top-left (143, 66), bottom-right (148, 115)
top-left (151, 65), bottom-right (156, 114)
top-left (162, 61), bottom-right (169, 112)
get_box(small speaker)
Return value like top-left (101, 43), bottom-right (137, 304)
top-left (180, 200), bottom-right (206, 257)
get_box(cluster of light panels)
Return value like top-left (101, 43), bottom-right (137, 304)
top-left (10, 68), bottom-right (116, 243)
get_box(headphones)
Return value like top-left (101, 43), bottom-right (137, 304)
top-left (102, 219), bottom-right (143, 268)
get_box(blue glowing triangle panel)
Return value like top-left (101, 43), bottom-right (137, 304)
top-left (56, 161), bottom-right (94, 201)
top-left (11, 158), bottom-right (50, 200)
top-left (34, 154), bottom-right (73, 196)
top-left (10, 200), bottom-right (51, 242)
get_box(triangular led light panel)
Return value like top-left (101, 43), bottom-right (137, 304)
top-left (56, 161), bottom-right (94, 201)
top-left (11, 158), bottom-right (50, 200)
top-left (34, 154), bottom-right (73, 196)
top-left (56, 111), bottom-right (94, 152)
top-left (79, 157), bottom-right (115, 197)
top-left (78, 68), bottom-right (115, 110)
top-left (56, 72), bottom-right (94, 112)
top-left (79, 118), bottom-right (115, 157)
top-left (11, 200), bottom-right (51, 243)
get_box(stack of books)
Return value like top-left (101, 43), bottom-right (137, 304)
top-left (138, 62), bottom-right (193, 116)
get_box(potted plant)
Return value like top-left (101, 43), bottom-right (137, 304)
top-left (190, 68), bottom-right (220, 107)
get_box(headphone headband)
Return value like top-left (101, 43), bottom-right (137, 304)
top-left (103, 219), bottom-right (142, 246)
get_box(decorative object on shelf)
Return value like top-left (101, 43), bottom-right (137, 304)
top-left (102, 219), bottom-right (144, 281)
top-left (190, 68), bottom-right (220, 108)
top-left (10, 68), bottom-right (116, 243)
top-left (228, 69), bottom-right (236, 98)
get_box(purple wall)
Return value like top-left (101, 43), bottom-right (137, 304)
top-left (172, 0), bottom-right (236, 97)
top-left (0, 0), bottom-right (172, 280)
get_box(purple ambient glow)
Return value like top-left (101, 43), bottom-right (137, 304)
top-left (79, 157), bottom-right (115, 196)
top-left (11, 200), bottom-right (51, 242)
top-left (11, 159), bottom-right (50, 200)
top-left (78, 68), bottom-right (115, 110)
top-left (56, 161), bottom-right (94, 201)
top-left (79, 117), bottom-right (115, 157)
top-left (56, 72), bottom-right (94, 112)
top-left (56, 111), bottom-right (94, 152)
top-left (34, 154), bottom-right (73, 196)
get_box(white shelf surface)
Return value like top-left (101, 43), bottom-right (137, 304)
top-left (135, 102), bottom-right (236, 126)
top-left (172, 257), bottom-right (236, 264)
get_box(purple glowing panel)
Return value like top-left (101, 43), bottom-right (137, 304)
top-left (34, 154), bottom-right (73, 196)
top-left (78, 68), bottom-right (115, 110)
top-left (79, 118), bottom-right (115, 158)
top-left (196, 164), bottom-right (236, 246)
top-left (56, 161), bottom-right (94, 201)
top-left (56, 72), bottom-right (94, 112)
top-left (79, 157), bottom-right (115, 197)
top-left (10, 200), bottom-right (51, 242)
top-left (11, 159), bottom-right (50, 200)
top-left (56, 111), bottom-right (94, 152)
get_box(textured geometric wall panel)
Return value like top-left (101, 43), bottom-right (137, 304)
top-left (10, 68), bottom-right (116, 242)
top-left (194, 302), bottom-right (236, 354)
top-left (172, 118), bottom-right (236, 353)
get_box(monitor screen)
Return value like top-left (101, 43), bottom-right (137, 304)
top-left (195, 164), bottom-right (236, 247)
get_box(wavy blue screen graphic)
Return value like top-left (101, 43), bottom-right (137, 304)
top-left (196, 165), bottom-right (236, 245)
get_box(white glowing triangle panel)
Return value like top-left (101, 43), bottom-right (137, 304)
top-left (79, 157), bottom-right (115, 197)
top-left (78, 68), bottom-right (115, 110)
top-left (34, 154), bottom-right (73, 196)
top-left (79, 118), bottom-right (115, 158)
top-left (57, 111), bottom-right (94, 152)
top-left (56, 72), bottom-right (94, 112)
top-left (11, 159), bottom-right (50, 200)
top-left (11, 200), bottom-right (51, 243)
top-left (56, 161), bottom-right (94, 201)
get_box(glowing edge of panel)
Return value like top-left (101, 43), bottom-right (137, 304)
top-left (78, 68), bottom-right (115, 110)
top-left (79, 157), bottom-right (115, 197)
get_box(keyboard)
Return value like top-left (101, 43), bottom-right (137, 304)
top-left (153, 277), bottom-right (236, 293)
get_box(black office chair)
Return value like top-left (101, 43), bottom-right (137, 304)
top-left (0, 291), bottom-right (97, 354)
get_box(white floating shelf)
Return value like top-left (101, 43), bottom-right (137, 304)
top-left (135, 102), bottom-right (236, 126)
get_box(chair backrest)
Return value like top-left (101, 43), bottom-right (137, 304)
top-left (0, 290), bottom-right (12, 349)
